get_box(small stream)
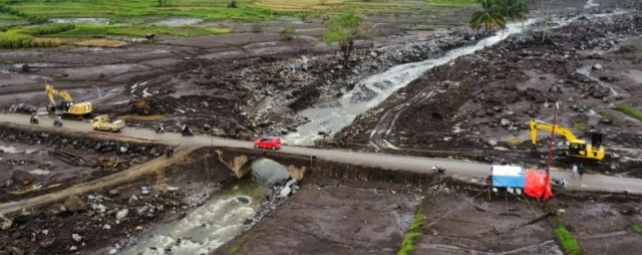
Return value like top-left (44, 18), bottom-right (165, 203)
top-left (119, 158), bottom-right (290, 255)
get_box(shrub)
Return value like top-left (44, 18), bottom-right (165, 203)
top-left (633, 225), bottom-right (642, 234)
top-left (280, 25), bottom-right (296, 40)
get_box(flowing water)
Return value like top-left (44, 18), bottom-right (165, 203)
top-left (283, 10), bottom-right (628, 146)
top-left (283, 20), bottom-right (537, 146)
top-left (120, 158), bottom-right (290, 255)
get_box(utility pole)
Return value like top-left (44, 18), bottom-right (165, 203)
top-left (544, 102), bottom-right (559, 196)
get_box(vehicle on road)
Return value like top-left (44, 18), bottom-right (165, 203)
top-left (530, 119), bottom-right (605, 161)
top-left (30, 114), bottom-right (39, 124)
top-left (91, 115), bottom-right (125, 132)
top-left (53, 117), bottom-right (63, 127)
top-left (45, 84), bottom-right (93, 117)
top-left (254, 137), bottom-right (282, 150)
top-left (432, 166), bottom-right (446, 174)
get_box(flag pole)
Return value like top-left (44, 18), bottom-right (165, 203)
top-left (544, 101), bottom-right (559, 198)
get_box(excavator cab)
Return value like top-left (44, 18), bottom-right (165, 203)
top-left (568, 140), bottom-right (587, 157)
top-left (59, 101), bottom-right (74, 112)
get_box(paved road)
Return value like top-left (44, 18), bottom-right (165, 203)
top-left (2, 113), bottom-right (641, 194)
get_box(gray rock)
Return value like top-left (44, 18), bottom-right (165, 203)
top-left (128, 195), bottom-right (139, 204)
top-left (10, 170), bottom-right (34, 185)
top-left (39, 240), bottom-right (53, 249)
top-left (592, 64), bottom-right (603, 70)
top-left (72, 233), bottom-right (82, 242)
top-left (108, 189), bottom-right (119, 197)
top-left (500, 118), bottom-right (511, 127)
top-left (63, 196), bottom-right (87, 212)
top-left (70, 246), bottom-right (78, 251)
top-left (116, 209), bottom-right (129, 220)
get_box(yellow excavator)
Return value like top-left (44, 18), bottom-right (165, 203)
top-left (530, 119), bottom-right (605, 161)
top-left (45, 84), bottom-right (93, 117)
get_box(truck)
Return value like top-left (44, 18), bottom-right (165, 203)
top-left (91, 115), bottom-right (125, 132)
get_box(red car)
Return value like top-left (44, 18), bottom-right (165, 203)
top-left (254, 137), bottom-right (282, 150)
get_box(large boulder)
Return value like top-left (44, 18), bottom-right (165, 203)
top-left (63, 196), bottom-right (87, 213)
top-left (10, 170), bottom-right (34, 185)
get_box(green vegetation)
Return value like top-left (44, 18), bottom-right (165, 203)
top-left (397, 210), bottom-right (425, 255)
top-left (280, 24), bottom-right (296, 40)
top-left (597, 109), bottom-right (623, 126)
top-left (322, 12), bottom-right (365, 67)
top-left (469, 0), bottom-right (527, 33)
top-left (250, 23), bottom-right (263, 33)
top-left (0, 0), bottom-right (273, 21)
top-left (427, 0), bottom-right (478, 7)
top-left (225, 233), bottom-right (249, 254)
top-left (549, 216), bottom-right (581, 255)
top-left (18, 23), bottom-right (76, 36)
top-left (573, 122), bottom-right (587, 132)
top-left (615, 104), bottom-right (642, 122)
top-left (0, 22), bottom-right (230, 48)
top-left (632, 224), bottom-right (642, 234)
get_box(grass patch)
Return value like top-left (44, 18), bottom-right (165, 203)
top-left (426, 0), bottom-right (478, 7)
top-left (0, 31), bottom-right (60, 47)
top-left (46, 24), bottom-right (231, 37)
top-left (597, 109), bottom-right (623, 126)
top-left (2, 0), bottom-right (273, 21)
top-left (549, 216), bottom-right (581, 255)
top-left (397, 209), bottom-right (425, 255)
top-left (615, 104), bottom-right (642, 122)
top-left (572, 122), bottom-right (587, 132)
top-left (18, 23), bottom-right (76, 36)
top-left (225, 233), bottom-right (249, 254)
top-left (633, 224), bottom-right (642, 234)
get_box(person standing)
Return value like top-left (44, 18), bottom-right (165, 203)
top-left (571, 164), bottom-right (578, 179)
top-left (578, 164), bottom-right (585, 180)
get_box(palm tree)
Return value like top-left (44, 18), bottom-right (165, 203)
top-left (495, 0), bottom-right (529, 22)
top-left (469, 0), bottom-right (507, 33)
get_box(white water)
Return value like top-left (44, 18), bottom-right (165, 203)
top-left (284, 19), bottom-right (536, 146)
top-left (585, 0), bottom-right (600, 9)
top-left (119, 159), bottom-right (290, 255)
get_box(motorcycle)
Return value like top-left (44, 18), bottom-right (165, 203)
top-left (432, 166), bottom-right (446, 174)
top-left (30, 117), bottom-right (39, 124)
top-left (53, 119), bottom-right (63, 127)
top-left (181, 128), bottom-right (194, 137)
top-left (551, 178), bottom-right (567, 188)
top-left (155, 126), bottom-right (165, 134)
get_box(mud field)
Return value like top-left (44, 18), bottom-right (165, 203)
top-left (0, 124), bottom-right (167, 203)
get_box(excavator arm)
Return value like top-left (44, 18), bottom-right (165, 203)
top-left (45, 84), bottom-right (74, 103)
top-left (529, 119), bottom-right (579, 144)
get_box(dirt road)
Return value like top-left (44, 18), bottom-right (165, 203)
top-left (2, 113), bottom-right (641, 195)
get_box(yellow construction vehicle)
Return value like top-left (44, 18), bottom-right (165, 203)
top-left (530, 119), bottom-right (605, 161)
top-left (45, 84), bottom-right (93, 117)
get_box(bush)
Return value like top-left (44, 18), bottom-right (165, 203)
top-left (280, 25), bottom-right (296, 40)
top-left (227, 0), bottom-right (237, 8)
top-left (633, 225), bottom-right (642, 234)
top-left (20, 23), bottom-right (76, 36)
top-left (573, 122), bottom-right (587, 131)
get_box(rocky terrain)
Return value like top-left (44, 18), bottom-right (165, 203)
top-left (0, 124), bottom-right (167, 202)
top-left (335, 10), bottom-right (642, 176)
